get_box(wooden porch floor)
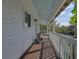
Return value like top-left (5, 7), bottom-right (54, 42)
top-left (21, 38), bottom-right (60, 59)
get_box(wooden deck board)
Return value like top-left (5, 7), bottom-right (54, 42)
top-left (22, 38), bottom-right (60, 59)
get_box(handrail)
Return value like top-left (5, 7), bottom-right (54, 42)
top-left (49, 32), bottom-right (77, 59)
top-left (53, 32), bottom-right (76, 40)
top-left (52, 32), bottom-right (77, 45)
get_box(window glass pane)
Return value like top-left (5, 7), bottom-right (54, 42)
top-left (25, 11), bottom-right (31, 27)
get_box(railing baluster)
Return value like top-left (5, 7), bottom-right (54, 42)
top-left (49, 32), bottom-right (77, 59)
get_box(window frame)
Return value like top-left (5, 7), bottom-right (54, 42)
top-left (25, 11), bottom-right (31, 27)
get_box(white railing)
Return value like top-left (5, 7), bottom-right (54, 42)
top-left (49, 32), bottom-right (77, 59)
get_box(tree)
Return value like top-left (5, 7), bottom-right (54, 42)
top-left (69, 0), bottom-right (77, 37)
top-left (69, 0), bottom-right (77, 25)
top-left (69, 5), bottom-right (77, 26)
top-left (70, 14), bottom-right (77, 25)
top-left (73, 0), bottom-right (77, 3)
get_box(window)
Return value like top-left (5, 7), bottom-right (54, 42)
top-left (25, 11), bottom-right (31, 27)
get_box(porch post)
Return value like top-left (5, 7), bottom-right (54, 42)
top-left (37, 23), bottom-right (40, 33)
top-left (48, 23), bottom-right (50, 32)
top-left (47, 24), bottom-right (49, 34)
top-left (53, 18), bottom-right (55, 32)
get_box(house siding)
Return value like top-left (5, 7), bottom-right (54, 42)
top-left (2, 0), bottom-right (37, 59)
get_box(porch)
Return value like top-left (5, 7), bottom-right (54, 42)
top-left (20, 34), bottom-right (60, 59)
top-left (2, 0), bottom-right (77, 59)
top-left (20, 32), bottom-right (76, 59)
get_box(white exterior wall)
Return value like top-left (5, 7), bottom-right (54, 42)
top-left (2, 0), bottom-right (38, 59)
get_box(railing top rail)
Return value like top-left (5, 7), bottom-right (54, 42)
top-left (49, 32), bottom-right (77, 45)
top-left (55, 32), bottom-right (76, 40)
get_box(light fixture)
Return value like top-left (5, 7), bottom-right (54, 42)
top-left (24, 23), bottom-right (27, 27)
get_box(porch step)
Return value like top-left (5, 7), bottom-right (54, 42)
top-left (21, 38), bottom-right (60, 59)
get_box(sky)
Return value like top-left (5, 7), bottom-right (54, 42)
top-left (55, 2), bottom-right (75, 27)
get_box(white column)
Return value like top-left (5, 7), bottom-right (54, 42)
top-left (37, 23), bottom-right (40, 33)
top-left (47, 24), bottom-right (49, 34)
top-left (53, 19), bottom-right (55, 32)
top-left (49, 23), bottom-right (50, 32)
top-left (35, 23), bottom-right (37, 34)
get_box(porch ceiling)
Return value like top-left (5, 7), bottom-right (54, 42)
top-left (33, 0), bottom-right (55, 21)
top-left (33, 0), bottom-right (72, 23)
top-left (19, 0), bottom-right (71, 24)
top-left (33, 0), bottom-right (66, 22)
